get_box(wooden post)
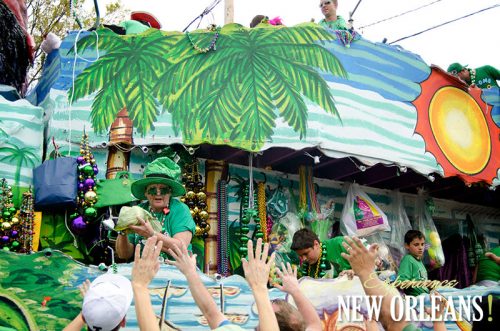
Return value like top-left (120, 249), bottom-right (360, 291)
top-left (224, 0), bottom-right (234, 24)
top-left (204, 160), bottom-right (228, 275)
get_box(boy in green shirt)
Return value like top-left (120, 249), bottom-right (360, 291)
top-left (397, 230), bottom-right (429, 296)
top-left (291, 228), bottom-right (352, 278)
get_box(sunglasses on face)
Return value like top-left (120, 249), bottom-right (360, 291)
top-left (320, 1), bottom-right (332, 7)
top-left (146, 186), bottom-right (171, 196)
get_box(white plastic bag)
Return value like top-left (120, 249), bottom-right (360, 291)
top-left (415, 193), bottom-right (445, 270)
top-left (388, 191), bottom-right (412, 266)
top-left (340, 183), bottom-right (390, 237)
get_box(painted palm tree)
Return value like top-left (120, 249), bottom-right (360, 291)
top-left (0, 143), bottom-right (39, 203)
top-left (155, 23), bottom-right (347, 150)
top-left (69, 28), bottom-right (182, 177)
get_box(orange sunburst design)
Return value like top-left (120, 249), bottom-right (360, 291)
top-left (413, 66), bottom-right (500, 185)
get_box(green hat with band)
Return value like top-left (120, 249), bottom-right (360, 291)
top-left (131, 157), bottom-right (185, 199)
top-left (447, 62), bottom-right (468, 74)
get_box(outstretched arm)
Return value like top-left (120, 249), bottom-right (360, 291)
top-left (167, 243), bottom-right (225, 329)
top-left (274, 262), bottom-right (322, 331)
top-left (342, 236), bottom-right (408, 331)
top-left (242, 238), bottom-right (279, 331)
top-left (132, 236), bottom-right (163, 331)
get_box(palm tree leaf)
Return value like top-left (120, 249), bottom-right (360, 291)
top-left (266, 65), bottom-right (308, 137)
top-left (273, 55), bottom-right (340, 119)
top-left (266, 43), bottom-right (347, 79)
top-left (230, 60), bottom-right (277, 149)
top-left (124, 65), bottom-right (159, 135)
top-left (90, 79), bottom-right (127, 133)
top-left (69, 54), bottom-right (128, 103)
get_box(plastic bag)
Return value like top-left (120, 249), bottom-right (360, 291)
top-left (415, 193), bottom-right (445, 270)
top-left (310, 199), bottom-right (335, 242)
top-left (388, 191), bottom-right (412, 266)
top-left (365, 232), bottom-right (397, 280)
top-left (340, 183), bottom-right (390, 236)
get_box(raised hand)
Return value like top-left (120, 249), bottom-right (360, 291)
top-left (132, 235), bottom-right (163, 287)
top-left (274, 262), bottom-right (300, 295)
top-left (242, 238), bottom-right (275, 291)
top-left (166, 242), bottom-right (198, 276)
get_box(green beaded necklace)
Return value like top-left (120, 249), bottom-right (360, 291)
top-left (304, 242), bottom-right (328, 278)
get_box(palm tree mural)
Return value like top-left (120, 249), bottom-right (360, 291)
top-left (71, 23), bottom-right (347, 164)
top-left (0, 143), bottom-right (39, 204)
top-left (156, 23), bottom-right (347, 150)
top-left (69, 28), bottom-right (182, 178)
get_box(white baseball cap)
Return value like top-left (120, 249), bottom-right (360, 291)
top-left (82, 273), bottom-right (133, 331)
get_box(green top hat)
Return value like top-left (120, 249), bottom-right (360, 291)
top-left (131, 157), bottom-right (185, 199)
top-left (447, 62), bottom-right (468, 74)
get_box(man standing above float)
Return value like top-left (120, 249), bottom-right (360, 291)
top-left (447, 62), bottom-right (500, 89)
top-left (318, 0), bottom-right (348, 30)
top-left (116, 157), bottom-right (195, 260)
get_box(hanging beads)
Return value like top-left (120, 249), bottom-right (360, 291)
top-left (181, 159), bottom-right (209, 238)
top-left (186, 25), bottom-right (221, 54)
top-left (217, 179), bottom-right (229, 277)
top-left (257, 182), bottom-right (267, 241)
top-left (70, 133), bottom-right (98, 234)
top-left (19, 189), bottom-right (34, 253)
top-left (0, 179), bottom-right (19, 252)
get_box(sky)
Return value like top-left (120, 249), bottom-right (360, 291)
top-left (87, 0), bottom-right (500, 70)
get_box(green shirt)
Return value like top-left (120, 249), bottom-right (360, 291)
top-left (397, 254), bottom-right (429, 296)
top-left (118, 20), bottom-right (150, 35)
top-left (304, 236), bottom-right (351, 278)
top-left (473, 65), bottom-right (500, 89)
top-left (128, 199), bottom-right (196, 252)
top-left (319, 15), bottom-right (348, 30)
top-left (476, 246), bottom-right (500, 282)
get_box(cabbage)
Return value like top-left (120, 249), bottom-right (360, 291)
top-left (116, 206), bottom-right (163, 234)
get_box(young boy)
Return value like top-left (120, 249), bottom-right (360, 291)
top-left (397, 230), bottom-right (429, 296)
top-left (291, 228), bottom-right (352, 278)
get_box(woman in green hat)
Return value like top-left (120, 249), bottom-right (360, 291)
top-left (116, 157), bottom-right (196, 260)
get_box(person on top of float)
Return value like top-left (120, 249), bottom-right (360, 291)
top-left (116, 157), bottom-right (195, 260)
top-left (447, 62), bottom-right (500, 89)
top-left (318, 0), bottom-right (348, 30)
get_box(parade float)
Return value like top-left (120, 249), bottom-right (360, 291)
top-left (0, 1), bottom-right (499, 330)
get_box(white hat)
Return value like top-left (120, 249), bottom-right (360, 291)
top-left (82, 273), bottom-right (133, 331)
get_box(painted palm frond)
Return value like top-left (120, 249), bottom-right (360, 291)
top-left (155, 23), bottom-right (347, 150)
top-left (70, 29), bottom-right (182, 134)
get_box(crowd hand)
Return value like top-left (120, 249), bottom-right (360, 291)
top-left (274, 262), bottom-right (300, 295)
top-left (129, 216), bottom-right (155, 238)
top-left (341, 236), bottom-right (378, 276)
top-left (132, 236), bottom-right (163, 287)
top-left (338, 269), bottom-right (355, 280)
top-left (424, 291), bottom-right (447, 320)
top-left (242, 238), bottom-right (275, 290)
top-left (165, 242), bottom-right (197, 276)
top-left (79, 279), bottom-right (91, 297)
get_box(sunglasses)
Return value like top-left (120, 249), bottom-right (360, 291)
top-left (320, 1), bottom-right (332, 7)
top-left (146, 186), bottom-right (171, 196)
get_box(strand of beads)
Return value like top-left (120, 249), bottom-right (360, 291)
top-left (19, 189), bottom-right (34, 253)
top-left (303, 242), bottom-right (327, 278)
top-left (239, 182), bottom-right (251, 257)
top-left (257, 182), bottom-right (267, 242)
top-left (181, 159), bottom-right (209, 238)
top-left (0, 179), bottom-right (19, 251)
top-left (217, 179), bottom-right (229, 276)
top-left (70, 133), bottom-right (99, 234)
top-left (186, 25), bottom-right (221, 53)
